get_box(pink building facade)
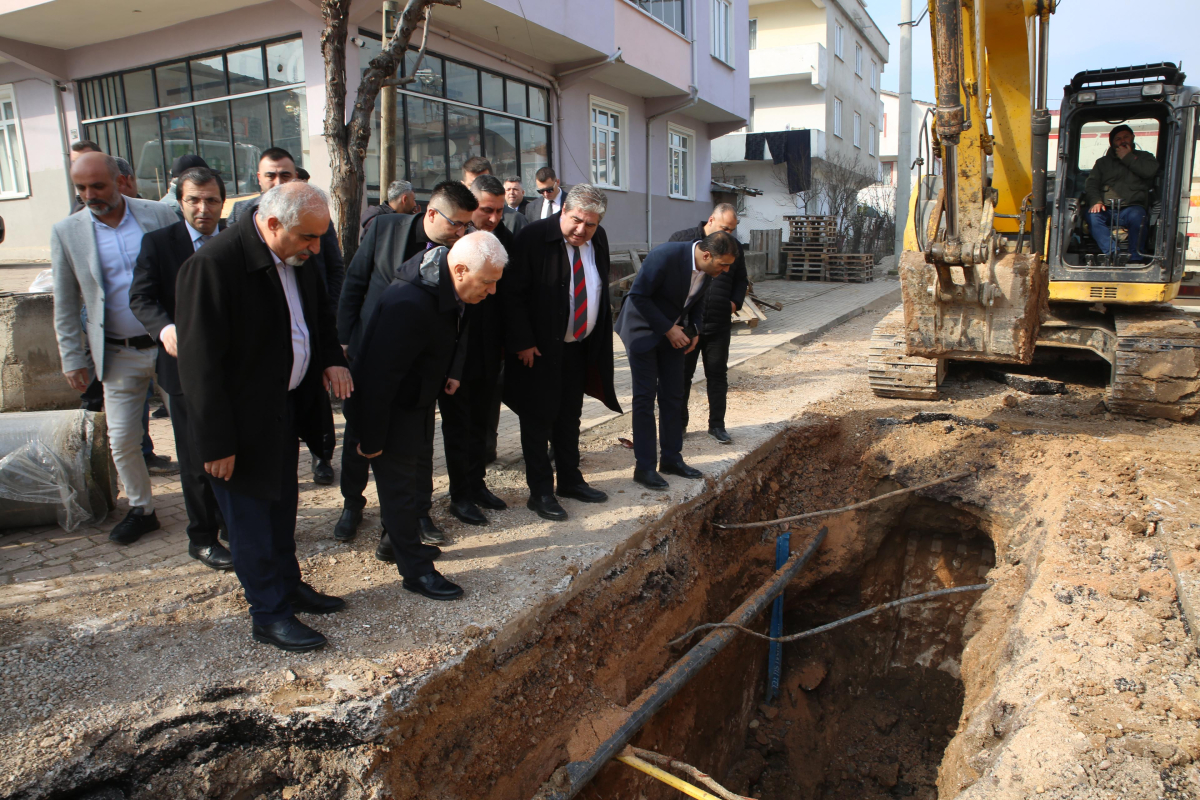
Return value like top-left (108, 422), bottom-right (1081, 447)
top-left (0, 0), bottom-right (748, 259)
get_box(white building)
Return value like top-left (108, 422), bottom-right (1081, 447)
top-left (710, 0), bottom-right (887, 238)
top-left (863, 88), bottom-right (936, 214)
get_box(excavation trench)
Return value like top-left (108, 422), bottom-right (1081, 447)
top-left (370, 414), bottom-right (1007, 800)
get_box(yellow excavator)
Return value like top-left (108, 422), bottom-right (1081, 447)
top-left (868, 0), bottom-right (1200, 420)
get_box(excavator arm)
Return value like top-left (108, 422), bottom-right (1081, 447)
top-left (900, 0), bottom-right (1055, 364)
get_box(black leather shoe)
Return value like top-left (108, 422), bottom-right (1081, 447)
top-left (375, 529), bottom-right (442, 562)
top-left (418, 516), bottom-right (446, 545)
top-left (375, 530), bottom-right (395, 562)
top-left (660, 460), bottom-right (703, 480)
top-left (708, 427), bottom-right (733, 445)
top-left (286, 582), bottom-right (346, 614)
top-left (471, 486), bottom-right (507, 510)
top-left (312, 456), bottom-right (335, 485)
top-left (109, 508), bottom-right (161, 544)
top-left (450, 499), bottom-right (488, 526)
top-left (144, 453), bottom-right (179, 476)
top-left (252, 616), bottom-right (327, 652)
top-left (557, 482), bottom-right (608, 503)
top-left (403, 571), bottom-right (464, 600)
top-left (633, 468), bottom-right (669, 490)
top-left (188, 542), bottom-right (233, 571)
top-left (333, 506), bottom-right (362, 541)
top-left (527, 494), bottom-right (568, 521)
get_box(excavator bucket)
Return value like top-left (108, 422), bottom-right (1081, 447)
top-left (898, 250), bottom-right (1048, 364)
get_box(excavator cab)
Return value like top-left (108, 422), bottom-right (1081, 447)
top-left (1048, 63), bottom-right (1199, 302)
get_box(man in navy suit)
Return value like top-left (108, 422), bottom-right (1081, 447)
top-left (615, 231), bottom-right (738, 489)
top-left (130, 166), bottom-right (232, 571)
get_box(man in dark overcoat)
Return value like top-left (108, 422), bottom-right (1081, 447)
top-left (176, 182), bottom-right (352, 653)
top-left (502, 184), bottom-right (622, 521)
top-left (352, 232), bottom-right (507, 599)
top-left (335, 181), bottom-right (477, 544)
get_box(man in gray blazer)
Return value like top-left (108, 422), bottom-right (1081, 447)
top-left (52, 152), bottom-right (178, 544)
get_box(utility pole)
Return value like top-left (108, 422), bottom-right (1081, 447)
top-left (379, 0), bottom-right (399, 195)
top-left (895, 0), bottom-right (913, 260)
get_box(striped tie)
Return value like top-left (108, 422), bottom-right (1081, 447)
top-left (571, 246), bottom-right (588, 340)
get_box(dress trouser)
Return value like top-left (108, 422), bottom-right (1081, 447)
top-left (681, 327), bottom-right (733, 430)
top-left (165, 391), bottom-right (222, 546)
top-left (372, 405), bottom-right (443, 582)
top-left (519, 340), bottom-right (587, 497)
top-left (628, 337), bottom-right (687, 472)
top-left (439, 360), bottom-right (500, 501)
top-left (209, 392), bottom-right (302, 626)
top-left (101, 343), bottom-right (158, 511)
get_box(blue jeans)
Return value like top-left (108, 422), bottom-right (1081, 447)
top-left (1087, 205), bottom-right (1148, 261)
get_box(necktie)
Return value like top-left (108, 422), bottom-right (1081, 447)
top-left (571, 246), bottom-right (588, 340)
top-left (196, 234), bottom-right (211, 251)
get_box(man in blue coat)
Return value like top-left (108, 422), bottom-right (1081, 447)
top-left (615, 231), bottom-right (738, 489)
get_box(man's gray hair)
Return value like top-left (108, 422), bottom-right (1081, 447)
top-left (386, 180), bottom-right (413, 203)
top-left (113, 157), bottom-right (135, 179)
top-left (712, 202), bottom-right (738, 218)
top-left (450, 230), bottom-right (508, 273)
top-left (258, 182), bottom-right (330, 228)
top-left (563, 183), bottom-right (607, 220)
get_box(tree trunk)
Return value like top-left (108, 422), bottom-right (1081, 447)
top-left (321, 0), bottom-right (460, 265)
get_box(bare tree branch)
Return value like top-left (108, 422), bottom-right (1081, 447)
top-left (321, 0), bottom-right (461, 263)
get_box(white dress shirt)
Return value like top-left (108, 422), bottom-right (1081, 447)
top-left (93, 204), bottom-right (150, 339)
top-left (564, 240), bottom-right (602, 342)
top-left (540, 187), bottom-right (564, 219)
top-left (253, 213), bottom-right (311, 390)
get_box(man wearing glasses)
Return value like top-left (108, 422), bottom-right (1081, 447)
top-left (129, 166), bottom-right (233, 571)
top-left (525, 167), bottom-right (571, 222)
top-left (336, 181), bottom-right (478, 546)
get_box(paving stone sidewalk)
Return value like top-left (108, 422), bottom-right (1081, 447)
top-left (0, 278), bottom-right (898, 596)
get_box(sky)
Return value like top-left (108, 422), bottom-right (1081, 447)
top-left (866, 0), bottom-right (1200, 105)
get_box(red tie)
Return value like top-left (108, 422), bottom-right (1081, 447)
top-left (571, 246), bottom-right (588, 340)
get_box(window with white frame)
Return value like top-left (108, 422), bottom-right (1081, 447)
top-left (853, 112), bottom-right (861, 148)
top-left (748, 18), bottom-right (757, 50)
top-left (855, 44), bottom-right (862, 76)
top-left (634, 0), bottom-right (686, 35)
top-left (870, 60), bottom-right (878, 91)
top-left (712, 0), bottom-right (733, 64)
top-left (833, 97), bottom-right (843, 137)
top-left (0, 84), bottom-right (29, 198)
top-left (868, 122), bottom-right (876, 156)
top-left (667, 123), bottom-right (693, 199)
top-left (590, 97), bottom-right (627, 189)
top-left (834, 23), bottom-right (844, 59)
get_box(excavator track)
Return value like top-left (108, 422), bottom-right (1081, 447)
top-left (1107, 306), bottom-right (1200, 421)
top-left (868, 306), bottom-right (946, 400)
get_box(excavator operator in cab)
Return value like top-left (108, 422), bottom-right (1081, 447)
top-left (1085, 124), bottom-right (1159, 263)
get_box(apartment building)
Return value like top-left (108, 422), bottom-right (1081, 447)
top-left (0, 0), bottom-right (749, 259)
top-left (710, 0), bottom-right (886, 237)
top-left (866, 88), bottom-right (936, 213)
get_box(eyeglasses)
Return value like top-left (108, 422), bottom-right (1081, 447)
top-left (432, 207), bottom-right (468, 230)
top-left (536, 186), bottom-right (558, 195)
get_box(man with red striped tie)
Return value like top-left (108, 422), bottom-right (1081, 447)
top-left (501, 185), bottom-right (623, 521)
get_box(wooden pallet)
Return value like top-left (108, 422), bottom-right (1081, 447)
top-left (824, 253), bottom-right (875, 283)
top-left (785, 259), bottom-right (826, 281)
